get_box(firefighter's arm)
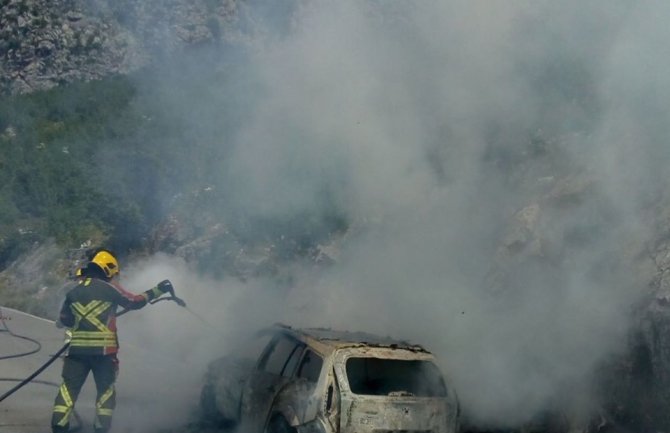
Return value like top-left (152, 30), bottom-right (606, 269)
top-left (140, 280), bottom-right (174, 304)
top-left (111, 280), bottom-right (173, 310)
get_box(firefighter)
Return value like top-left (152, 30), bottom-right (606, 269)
top-left (51, 249), bottom-right (174, 433)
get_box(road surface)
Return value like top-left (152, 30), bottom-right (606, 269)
top-left (0, 305), bottom-right (207, 433)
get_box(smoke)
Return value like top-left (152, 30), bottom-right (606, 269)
top-left (107, 0), bottom-right (670, 429)
top-left (101, 254), bottom-right (289, 431)
top-left (212, 1), bottom-right (643, 424)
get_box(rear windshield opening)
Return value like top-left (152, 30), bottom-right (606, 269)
top-left (345, 358), bottom-right (447, 397)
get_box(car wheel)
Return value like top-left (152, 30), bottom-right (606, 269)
top-left (266, 415), bottom-right (296, 433)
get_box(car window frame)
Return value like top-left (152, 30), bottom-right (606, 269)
top-left (295, 348), bottom-right (324, 383)
top-left (257, 333), bottom-right (304, 377)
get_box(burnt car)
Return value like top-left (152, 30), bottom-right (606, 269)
top-left (200, 324), bottom-right (460, 433)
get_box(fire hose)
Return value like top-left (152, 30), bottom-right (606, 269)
top-left (0, 287), bottom-right (188, 405)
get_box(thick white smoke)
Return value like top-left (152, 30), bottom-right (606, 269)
top-left (99, 254), bottom-right (289, 431)
top-left (215, 1), bottom-right (647, 424)
top-left (114, 0), bottom-right (670, 429)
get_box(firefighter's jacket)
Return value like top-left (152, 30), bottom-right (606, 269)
top-left (59, 277), bottom-right (163, 355)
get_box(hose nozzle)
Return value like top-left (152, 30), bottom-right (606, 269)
top-left (173, 296), bottom-right (186, 307)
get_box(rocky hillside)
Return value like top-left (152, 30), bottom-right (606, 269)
top-left (0, 0), bottom-right (237, 94)
top-left (2, 2), bottom-right (670, 432)
top-left (485, 170), bottom-right (670, 431)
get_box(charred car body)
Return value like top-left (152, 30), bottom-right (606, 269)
top-left (200, 324), bottom-right (460, 433)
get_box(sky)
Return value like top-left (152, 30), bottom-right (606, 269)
top-left (101, 0), bottom-right (670, 429)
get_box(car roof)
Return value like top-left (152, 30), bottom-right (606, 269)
top-left (272, 323), bottom-right (430, 354)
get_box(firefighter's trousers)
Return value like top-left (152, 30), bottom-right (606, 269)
top-left (51, 354), bottom-right (118, 433)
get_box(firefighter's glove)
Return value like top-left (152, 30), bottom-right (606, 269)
top-left (157, 279), bottom-right (174, 295)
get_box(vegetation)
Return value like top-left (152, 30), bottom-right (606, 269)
top-left (0, 60), bottom-right (347, 275)
top-left (0, 75), bottom-right (166, 269)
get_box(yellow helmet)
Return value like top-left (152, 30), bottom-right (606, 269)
top-left (90, 250), bottom-right (120, 279)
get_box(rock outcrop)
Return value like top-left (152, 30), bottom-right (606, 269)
top-left (0, 0), bottom-right (237, 94)
top-left (598, 197), bottom-right (670, 432)
top-left (490, 170), bottom-right (670, 431)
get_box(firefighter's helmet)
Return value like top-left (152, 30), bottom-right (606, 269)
top-left (90, 250), bottom-right (120, 279)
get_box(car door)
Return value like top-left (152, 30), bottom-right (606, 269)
top-left (241, 333), bottom-right (305, 432)
top-left (294, 348), bottom-right (325, 422)
top-left (270, 347), bottom-right (328, 429)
